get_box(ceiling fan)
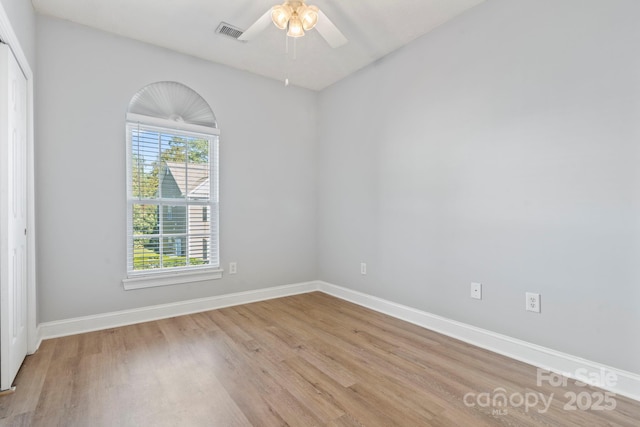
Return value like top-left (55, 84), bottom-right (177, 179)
top-left (238, 0), bottom-right (347, 48)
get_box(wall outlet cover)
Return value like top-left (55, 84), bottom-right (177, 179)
top-left (526, 292), bottom-right (540, 313)
top-left (471, 282), bottom-right (482, 300)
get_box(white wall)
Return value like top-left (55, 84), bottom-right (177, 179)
top-left (0, 0), bottom-right (35, 66)
top-left (318, 0), bottom-right (640, 374)
top-left (35, 16), bottom-right (318, 322)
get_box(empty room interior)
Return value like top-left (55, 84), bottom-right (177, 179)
top-left (1, 0), bottom-right (639, 425)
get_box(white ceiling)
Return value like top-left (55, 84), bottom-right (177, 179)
top-left (32, 0), bottom-right (486, 91)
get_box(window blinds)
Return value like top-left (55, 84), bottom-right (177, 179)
top-left (126, 122), bottom-right (219, 276)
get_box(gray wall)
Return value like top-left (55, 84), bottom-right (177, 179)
top-left (31, 0), bottom-right (640, 375)
top-left (317, 0), bottom-right (640, 374)
top-left (35, 16), bottom-right (318, 322)
top-left (0, 0), bottom-right (35, 67)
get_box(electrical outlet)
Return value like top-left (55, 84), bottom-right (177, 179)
top-left (229, 262), bottom-right (237, 274)
top-left (526, 292), bottom-right (540, 313)
top-left (360, 262), bottom-right (367, 275)
top-left (470, 282), bottom-right (482, 300)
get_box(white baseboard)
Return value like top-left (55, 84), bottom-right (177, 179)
top-left (38, 281), bottom-right (318, 343)
top-left (317, 281), bottom-right (640, 402)
top-left (36, 279), bottom-right (640, 402)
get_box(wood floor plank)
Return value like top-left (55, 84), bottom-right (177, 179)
top-left (283, 355), bottom-right (403, 426)
top-left (1, 292), bottom-right (639, 426)
top-left (0, 340), bottom-right (54, 421)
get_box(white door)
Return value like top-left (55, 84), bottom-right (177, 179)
top-left (0, 43), bottom-right (28, 391)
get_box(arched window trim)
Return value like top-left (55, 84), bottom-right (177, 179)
top-left (127, 80), bottom-right (218, 128)
top-left (123, 82), bottom-right (221, 290)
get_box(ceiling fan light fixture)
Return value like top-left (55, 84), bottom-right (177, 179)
top-left (287, 15), bottom-right (304, 37)
top-left (271, 4), bottom-right (292, 30)
top-left (240, 0), bottom-right (346, 48)
top-left (300, 5), bottom-right (319, 31)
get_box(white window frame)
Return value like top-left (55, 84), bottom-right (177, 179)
top-left (123, 113), bottom-right (221, 290)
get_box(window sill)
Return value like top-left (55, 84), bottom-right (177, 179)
top-left (122, 268), bottom-right (223, 290)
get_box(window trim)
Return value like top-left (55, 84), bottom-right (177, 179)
top-left (122, 267), bottom-right (223, 290)
top-left (127, 113), bottom-right (220, 136)
top-left (123, 114), bottom-right (221, 290)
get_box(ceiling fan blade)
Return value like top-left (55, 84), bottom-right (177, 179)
top-left (315, 10), bottom-right (347, 48)
top-left (238, 9), bottom-right (273, 41)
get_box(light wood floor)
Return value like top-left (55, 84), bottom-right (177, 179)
top-left (0, 292), bottom-right (638, 426)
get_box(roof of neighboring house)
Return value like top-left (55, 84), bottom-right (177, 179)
top-left (162, 161), bottom-right (209, 198)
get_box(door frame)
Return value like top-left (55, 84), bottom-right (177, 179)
top-left (0, 4), bottom-right (37, 355)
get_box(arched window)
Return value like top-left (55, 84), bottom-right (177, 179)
top-left (123, 82), bottom-right (220, 289)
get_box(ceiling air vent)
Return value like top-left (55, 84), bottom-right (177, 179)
top-left (216, 22), bottom-right (245, 41)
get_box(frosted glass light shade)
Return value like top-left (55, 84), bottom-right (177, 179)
top-left (287, 15), bottom-right (304, 37)
top-left (272, 4), bottom-right (292, 30)
top-left (300, 5), bottom-right (318, 31)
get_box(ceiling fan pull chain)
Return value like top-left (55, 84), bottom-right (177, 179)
top-left (284, 33), bottom-right (290, 86)
top-left (293, 36), bottom-right (297, 60)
